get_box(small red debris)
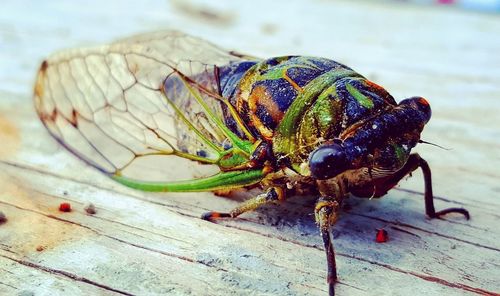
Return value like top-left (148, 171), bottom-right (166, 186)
top-left (376, 229), bottom-right (388, 243)
top-left (36, 245), bottom-right (45, 252)
top-left (59, 202), bottom-right (72, 212)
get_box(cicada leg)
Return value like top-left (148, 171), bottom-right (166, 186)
top-left (212, 188), bottom-right (237, 197)
top-left (374, 153), bottom-right (470, 219)
top-left (314, 196), bottom-right (341, 296)
top-left (416, 155), bottom-right (470, 219)
top-left (201, 187), bottom-right (285, 221)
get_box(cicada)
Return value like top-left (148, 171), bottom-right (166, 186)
top-left (34, 31), bottom-right (469, 295)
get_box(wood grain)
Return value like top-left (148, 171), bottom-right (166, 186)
top-left (1, 0), bottom-right (499, 295)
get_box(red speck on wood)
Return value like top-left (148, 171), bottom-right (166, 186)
top-left (59, 202), bottom-right (71, 212)
top-left (376, 229), bottom-right (388, 243)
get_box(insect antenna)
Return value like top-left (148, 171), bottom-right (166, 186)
top-left (418, 140), bottom-right (451, 151)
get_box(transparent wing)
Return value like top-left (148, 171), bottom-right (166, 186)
top-left (34, 30), bottom-right (252, 182)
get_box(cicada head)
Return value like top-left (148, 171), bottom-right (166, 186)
top-left (308, 96), bottom-right (432, 180)
top-left (398, 96), bottom-right (432, 124)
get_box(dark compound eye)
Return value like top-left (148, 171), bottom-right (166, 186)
top-left (308, 143), bottom-right (350, 180)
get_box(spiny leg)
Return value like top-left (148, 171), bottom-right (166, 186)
top-left (315, 196), bottom-right (341, 296)
top-left (375, 153), bottom-right (469, 219)
top-left (201, 187), bottom-right (285, 221)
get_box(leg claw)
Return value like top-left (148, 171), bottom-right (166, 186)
top-left (201, 211), bottom-right (231, 221)
top-left (432, 207), bottom-right (470, 220)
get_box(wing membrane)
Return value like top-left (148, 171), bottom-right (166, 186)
top-left (34, 31), bottom-right (252, 182)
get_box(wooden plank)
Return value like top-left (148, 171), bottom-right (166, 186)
top-left (0, 256), bottom-right (118, 295)
top-left (1, 0), bottom-right (500, 295)
top-left (1, 163), bottom-right (496, 295)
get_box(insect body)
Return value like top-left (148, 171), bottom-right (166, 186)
top-left (34, 31), bottom-right (469, 295)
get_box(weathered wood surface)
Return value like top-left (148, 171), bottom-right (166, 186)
top-left (1, 0), bottom-right (500, 295)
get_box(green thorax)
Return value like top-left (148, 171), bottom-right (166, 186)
top-left (228, 56), bottom-right (356, 140)
top-left (268, 62), bottom-right (397, 171)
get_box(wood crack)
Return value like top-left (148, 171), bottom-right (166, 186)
top-left (336, 280), bottom-right (367, 292)
top-left (0, 281), bottom-right (18, 290)
top-left (390, 226), bottom-right (421, 237)
top-left (86, 213), bottom-right (192, 245)
top-left (0, 254), bottom-right (134, 295)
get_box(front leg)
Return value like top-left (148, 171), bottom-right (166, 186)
top-left (315, 196), bottom-right (341, 296)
